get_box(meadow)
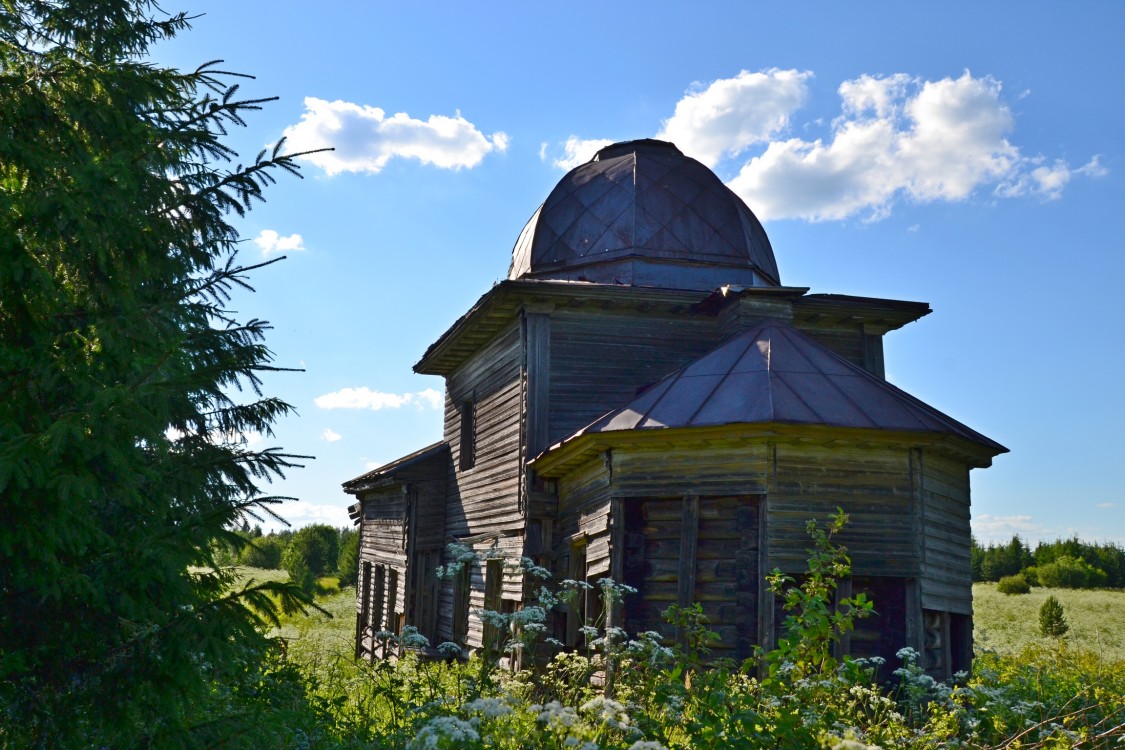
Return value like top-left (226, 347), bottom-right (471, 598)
top-left (973, 582), bottom-right (1125, 661)
top-left (237, 567), bottom-right (1125, 749)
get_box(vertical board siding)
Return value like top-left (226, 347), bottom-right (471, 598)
top-left (769, 444), bottom-right (917, 576)
top-left (920, 452), bottom-right (973, 614)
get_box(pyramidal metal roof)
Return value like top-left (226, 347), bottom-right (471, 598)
top-left (570, 322), bottom-right (1007, 454)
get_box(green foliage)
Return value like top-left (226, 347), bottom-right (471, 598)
top-left (337, 528), bottom-right (359, 588)
top-left (0, 2), bottom-right (321, 744)
top-left (284, 524), bottom-right (341, 580)
top-left (764, 508), bottom-right (874, 681)
top-left (1039, 595), bottom-right (1069, 638)
top-left (260, 576), bottom-right (1125, 749)
top-left (972, 535), bottom-right (1124, 588)
top-left (239, 535), bottom-right (285, 569)
top-left (973, 583), bottom-right (1125, 660)
top-left (996, 572), bottom-right (1031, 595)
top-left (1036, 554), bottom-right (1108, 589)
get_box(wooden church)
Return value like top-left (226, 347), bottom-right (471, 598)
top-left (345, 139), bottom-right (1006, 678)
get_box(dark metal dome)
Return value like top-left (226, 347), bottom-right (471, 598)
top-left (508, 139), bottom-right (780, 290)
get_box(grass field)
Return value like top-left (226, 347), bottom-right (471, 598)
top-left (237, 568), bottom-right (1125, 666)
top-left (973, 583), bottom-right (1125, 661)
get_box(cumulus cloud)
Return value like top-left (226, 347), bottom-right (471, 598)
top-left (314, 387), bottom-right (443, 411)
top-left (265, 501), bottom-right (351, 532)
top-left (542, 136), bottom-right (615, 170)
top-left (165, 425), bottom-right (263, 446)
top-left (253, 229), bottom-right (305, 257)
top-left (971, 513), bottom-right (1052, 544)
top-left (321, 428), bottom-right (342, 442)
top-left (726, 71), bottom-right (1105, 221)
top-left (282, 97), bottom-right (508, 175)
top-left (657, 68), bottom-right (812, 167)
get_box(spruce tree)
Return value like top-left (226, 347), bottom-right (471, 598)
top-left (1, 2), bottom-right (319, 744)
top-left (1039, 595), bottom-right (1070, 638)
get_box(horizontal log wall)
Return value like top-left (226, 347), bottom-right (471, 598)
top-left (443, 322), bottom-right (524, 538)
top-left (919, 451), bottom-right (973, 615)
top-left (609, 444), bottom-right (769, 498)
top-left (769, 444), bottom-right (917, 577)
top-left (548, 309), bottom-right (717, 445)
top-left (360, 486), bottom-right (408, 570)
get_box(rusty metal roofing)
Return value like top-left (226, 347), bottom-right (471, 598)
top-left (508, 139), bottom-right (780, 290)
top-left (571, 322), bottom-right (1007, 454)
top-left (342, 441), bottom-right (449, 494)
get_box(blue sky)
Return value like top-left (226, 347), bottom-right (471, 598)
top-left (155, 1), bottom-right (1124, 544)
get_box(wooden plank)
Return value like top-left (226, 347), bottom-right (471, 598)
top-left (524, 310), bottom-right (551, 458)
top-left (677, 496), bottom-right (699, 611)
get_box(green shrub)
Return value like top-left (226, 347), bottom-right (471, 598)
top-left (1036, 555), bottom-right (1108, 588)
top-left (1039, 595), bottom-right (1069, 638)
top-left (282, 524), bottom-right (340, 580)
top-left (337, 529), bottom-right (359, 588)
top-left (996, 573), bottom-right (1031, 594)
top-left (239, 536), bottom-right (284, 569)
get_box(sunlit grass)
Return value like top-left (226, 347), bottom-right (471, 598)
top-left (973, 583), bottom-right (1125, 660)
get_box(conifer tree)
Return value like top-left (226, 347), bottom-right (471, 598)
top-left (1, 2), bottom-right (320, 744)
top-left (1038, 595), bottom-right (1070, 639)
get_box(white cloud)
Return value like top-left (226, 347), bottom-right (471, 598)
top-left (314, 386), bottom-right (443, 411)
top-left (657, 68), bottom-right (812, 167)
top-left (282, 97), bottom-right (508, 175)
top-left (165, 425), bottom-right (263, 447)
top-left (544, 136), bottom-right (614, 170)
top-left (263, 501), bottom-right (351, 532)
top-left (972, 513), bottom-right (1052, 544)
top-left (253, 229), bottom-right (305, 257)
top-left (321, 428), bottom-right (342, 443)
top-left (1097, 502), bottom-right (1116, 509)
top-left (722, 71), bottom-right (1105, 222)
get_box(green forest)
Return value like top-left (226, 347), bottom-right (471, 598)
top-left (2, 2), bottom-right (1123, 747)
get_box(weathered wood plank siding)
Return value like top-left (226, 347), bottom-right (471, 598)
top-left (548, 310), bottom-right (717, 444)
top-left (555, 456), bottom-right (613, 577)
top-left (359, 487), bottom-right (408, 570)
top-left (768, 444), bottom-right (918, 577)
top-left (919, 452), bottom-right (973, 614)
top-left (621, 495), bottom-right (760, 659)
top-left (442, 322), bottom-right (524, 537)
top-left (608, 444), bottom-right (769, 498)
top-left (432, 322), bottom-right (525, 646)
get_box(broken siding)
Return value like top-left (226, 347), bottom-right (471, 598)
top-left (920, 452), bottom-right (973, 614)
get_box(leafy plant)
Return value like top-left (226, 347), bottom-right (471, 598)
top-left (996, 572), bottom-right (1031, 595)
top-left (764, 508), bottom-right (874, 682)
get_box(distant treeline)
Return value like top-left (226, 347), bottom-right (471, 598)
top-left (972, 535), bottom-right (1125, 589)
top-left (214, 523), bottom-right (360, 592)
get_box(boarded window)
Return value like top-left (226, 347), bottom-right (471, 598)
top-left (387, 569), bottom-right (400, 636)
top-left (452, 561), bottom-right (471, 645)
top-left (357, 561), bottom-right (372, 659)
top-left (483, 558), bottom-right (503, 652)
top-left (459, 400), bottom-right (475, 470)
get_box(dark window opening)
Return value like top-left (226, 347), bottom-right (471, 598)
top-left (452, 560), bottom-right (471, 646)
top-left (459, 400), bottom-right (475, 470)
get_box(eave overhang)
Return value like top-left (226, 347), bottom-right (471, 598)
top-left (342, 441), bottom-right (449, 496)
top-left (413, 279), bottom-right (712, 376)
top-left (530, 422), bottom-right (1003, 479)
